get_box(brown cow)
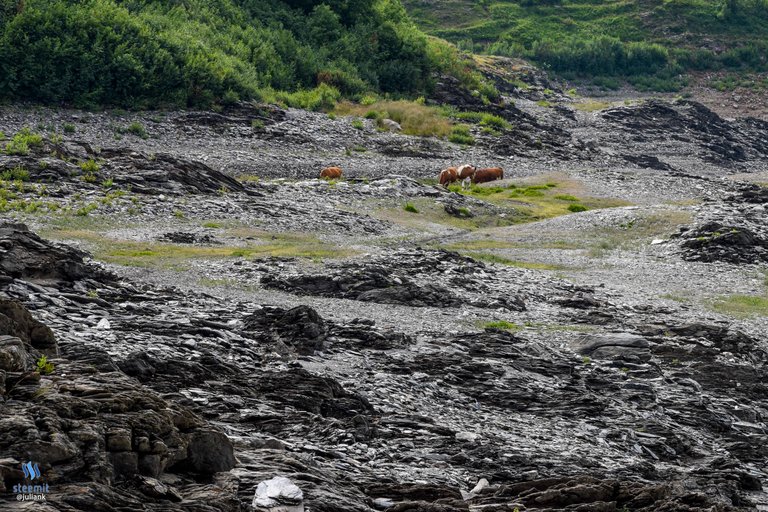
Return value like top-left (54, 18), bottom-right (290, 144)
top-left (438, 167), bottom-right (458, 186)
top-left (456, 164), bottom-right (476, 180)
top-left (320, 166), bottom-right (342, 179)
top-left (471, 167), bottom-right (503, 184)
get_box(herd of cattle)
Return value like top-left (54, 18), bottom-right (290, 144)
top-left (319, 164), bottom-right (504, 187)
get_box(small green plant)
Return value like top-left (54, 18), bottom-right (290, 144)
top-left (582, 356), bottom-right (592, 365)
top-left (79, 159), bottom-right (100, 174)
top-left (327, 113), bottom-right (336, 120)
top-left (251, 119), bottom-right (265, 130)
top-left (63, 123), bottom-right (76, 134)
top-left (87, 289), bottom-right (99, 298)
top-left (554, 194), bottom-right (579, 201)
top-left (173, 210), bottom-right (185, 218)
top-left (351, 119), bottom-right (364, 130)
top-left (568, 204), bottom-right (588, 212)
top-left (202, 221), bottom-right (223, 228)
top-left (403, 202), bottom-right (419, 213)
top-left (101, 178), bottom-right (114, 188)
top-left (36, 355), bottom-right (54, 375)
top-left (126, 122), bottom-right (147, 138)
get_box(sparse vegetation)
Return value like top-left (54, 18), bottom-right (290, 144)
top-left (403, 202), bottom-right (419, 213)
top-left (483, 320), bottom-right (520, 331)
top-left (338, 100), bottom-right (453, 138)
top-left (1, 166), bottom-right (31, 182)
top-left (4, 128), bottom-right (43, 156)
top-left (36, 355), bottom-right (54, 375)
top-left (79, 159), bottom-right (100, 174)
top-left (448, 124), bottom-right (474, 145)
top-left (568, 204), bottom-right (588, 212)
top-left (712, 295), bottom-right (768, 317)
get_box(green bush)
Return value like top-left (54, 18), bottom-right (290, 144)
top-left (0, 0), bottom-right (461, 107)
top-left (403, 202), bottom-right (419, 213)
top-left (568, 204), bottom-right (588, 212)
top-left (63, 123), bottom-right (75, 133)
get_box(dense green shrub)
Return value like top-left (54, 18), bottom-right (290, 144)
top-left (0, 0), bottom-right (467, 108)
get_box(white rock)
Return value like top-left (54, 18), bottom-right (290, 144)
top-left (253, 476), bottom-right (304, 512)
top-left (96, 318), bottom-right (111, 330)
top-left (455, 431), bottom-right (479, 443)
top-left (651, 239), bottom-right (665, 245)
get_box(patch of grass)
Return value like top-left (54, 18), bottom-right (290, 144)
top-left (448, 124), bottom-right (474, 145)
top-left (568, 204), bottom-right (588, 212)
top-left (403, 202), bottom-right (419, 213)
top-left (63, 123), bottom-right (76, 134)
top-left (711, 295), bottom-right (768, 318)
top-left (572, 101), bottom-right (612, 112)
top-left (202, 221), bottom-right (224, 229)
top-left (443, 240), bottom-right (518, 251)
top-left (587, 211), bottom-right (692, 257)
top-left (44, 229), bottom-right (354, 268)
top-left (483, 320), bottom-right (520, 331)
top-left (1, 166), bottom-right (31, 182)
top-left (464, 251), bottom-right (565, 270)
top-left (454, 179), bottom-right (628, 224)
top-left (336, 100), bottom-right (453, 138)
top-left (554, 194), bottom-right (579, 201)
top-left (351, 119), bottom-right (364, 130)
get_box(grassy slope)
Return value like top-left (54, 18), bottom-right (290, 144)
top-left (403, 0), bottom-right (768, 86)
top-left (405, 0), bottom-right (768, 47)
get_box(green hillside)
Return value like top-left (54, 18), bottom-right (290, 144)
top-left (403, 0), bottom-right (768, 90)
top-left (0, 0), bottom-right (486, 108)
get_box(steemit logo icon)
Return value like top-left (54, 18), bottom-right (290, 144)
top-left (21, 461), bottom-right (41, 480)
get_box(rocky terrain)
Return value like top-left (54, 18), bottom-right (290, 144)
top-left (1, 74), bottom-right (767, 511)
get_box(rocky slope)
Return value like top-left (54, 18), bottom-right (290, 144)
top-left (1, 87), bottom-right (767, 511)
